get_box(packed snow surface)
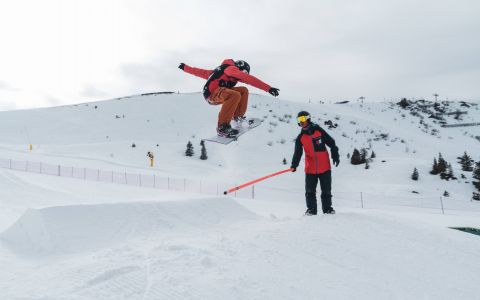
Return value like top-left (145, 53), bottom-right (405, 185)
top-left (1, 92), bottom-right (480, 299)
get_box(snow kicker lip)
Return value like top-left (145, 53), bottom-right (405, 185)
top-left (450, 227), bottom-right (480, 237)
top-left (0, 198), bottom-right (258, 256)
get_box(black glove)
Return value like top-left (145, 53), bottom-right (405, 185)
top-left (178, 63), bottom-right (185, 70)
top-left (332, 150), bottom-right (340, 167)
top-left (290, 166), bottom-right (297, 172)
top-left (268, 87), bottom-right (279, 97)
top-left (333, 157), bottom-right (340, 167)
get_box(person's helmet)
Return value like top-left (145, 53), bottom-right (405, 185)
top-left (235, 60), bottom-right (250, 74)
top-left (297, 111), bottom-right (311, 126)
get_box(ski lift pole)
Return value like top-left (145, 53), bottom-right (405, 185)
top-left (223, 168), bottom-right (293, 195)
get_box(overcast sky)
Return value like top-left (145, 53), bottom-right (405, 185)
top-left (1, 0), bottom-right (479, 110)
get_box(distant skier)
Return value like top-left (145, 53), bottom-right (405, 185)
top-left (290, 111), bottom-right (340, 215)
top-left (178, 59), bottom-right (279, 137)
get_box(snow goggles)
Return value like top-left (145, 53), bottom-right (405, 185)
top-left (297, 115), bottom-right (310, 124)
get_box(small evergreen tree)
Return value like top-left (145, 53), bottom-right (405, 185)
top-left (411, 167), bottom-right (419, 181)
top-left (370, 151), bottom-right (376, 159)
top-left (473, 161), bottom-right (480, 192)
top-left (430, 158), bottom-right (439, 175)
top-left (440, 163), bottom-right (456, 181)
top-left (282, 158), bottom-right (287, 165)
top-left (347, 153), bottom-right (351, 159)
top-left (437, 153), bottom-right (447, 173)
top-left (360, 148), bottom-right (368, 164)
top-left (457, 152), bottom-right (474, 171)
top-left (365, 160), bottom-right (370, 169)
top-left (200, 141), bottom-right (208, 160)
top-left (351, 148), bottom-right (362, 165)
top-left (185, 141), bottom-right (194, 157)
top-left (443, 190), bottom-right (450, 197)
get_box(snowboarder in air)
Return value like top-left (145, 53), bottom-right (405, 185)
top-left (290, 111), bottom-right (340, 215)
top-left (178, 59), bottom-right (279, 137)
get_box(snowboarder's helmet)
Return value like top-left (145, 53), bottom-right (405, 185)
top-left (297, 111), bottom-right (311, 125)
top-left (235, 60), bottom-right (250, 74)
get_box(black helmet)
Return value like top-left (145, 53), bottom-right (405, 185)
top-left (297, 111), bottom-right (311, 125)
top-left (235, 60), bottom-right (250, 74)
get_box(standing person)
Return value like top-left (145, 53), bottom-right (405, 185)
top-left (179, 59), bottom-right (279, 137)
top-left (290, 111), bottom-right (340, 215)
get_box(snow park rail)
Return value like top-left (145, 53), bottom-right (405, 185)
top-left (1, 157), bottom-right (479, 216)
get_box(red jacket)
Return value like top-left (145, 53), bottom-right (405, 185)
top-left (182, 59), bottom-right (271, 103)
top-left (291, 124), bottom-right (339, 174)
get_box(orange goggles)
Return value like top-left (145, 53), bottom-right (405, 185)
top-left (297, 115), bottom-right (310, 123)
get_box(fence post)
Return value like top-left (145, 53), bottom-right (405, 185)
top-left (360, 192), bottom-right (364, 208)
top-left (124, 172), bottom-right (127, 184)
top-left (97, 169), bottom-right (100, 181)
top-left (111, 171), bottom-right (114, 182)
top-left (71, 166), bottom-right (74, 177)
top-left (40, 162), bottom-right (42, 174)
top-left (252, 185), bottom-right (255, 199)
top-left (440, 196), bottom-right (445, 215)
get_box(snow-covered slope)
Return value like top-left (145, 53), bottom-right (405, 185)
top-left (0, 92), bottom-right (479, 299)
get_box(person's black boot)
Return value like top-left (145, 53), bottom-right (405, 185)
top-left (217, 123), bottom-right (239, 137)
top-left (304, 208), bottom-right (317, 216)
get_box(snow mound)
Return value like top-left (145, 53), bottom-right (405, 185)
top-left (1, 197), bottom-right (257, 255)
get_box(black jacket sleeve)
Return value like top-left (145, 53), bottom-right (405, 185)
top-left (291, 134), bottom-right (303, 168)
top-left (320, 127), bottom-right (339, 160)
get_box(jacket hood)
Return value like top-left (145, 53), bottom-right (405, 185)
top-left (221, 59), bottom-right (236, 66)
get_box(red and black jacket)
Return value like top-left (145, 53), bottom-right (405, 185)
top-left (291, 123), bottom-right (339, 174)
top-left (182, 59), bottom-right (271, 104)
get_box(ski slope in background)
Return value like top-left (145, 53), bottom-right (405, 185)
top-left (1, 92), bottom-right (480, 299)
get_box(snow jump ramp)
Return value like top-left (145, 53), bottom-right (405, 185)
top-left (1, 198), bottom-right (257, 255)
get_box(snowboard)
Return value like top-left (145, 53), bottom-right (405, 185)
top-left (202, 118), bottom-right (263, 144)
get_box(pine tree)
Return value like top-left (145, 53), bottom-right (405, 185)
top-left (200, 141), bottom-right (208, 160)
top-left (473, 161), bottom-right (480, 192)
top-left (411, 167), bottom-right (419, 181)
top-left (440, 163), bottom-right (456, 181)
top-left (443, 190), bottom-right (450, 197)
top-left (185, 141), bottom-right (194, 157)
top-left (351, 148), bottom-right (362, 165)
top-left (457, 152), bottom-right (474, 171)
top-left (282, 158), bottom-right (287, 165)
top-left (360, 148), bottom-right (368, 164)
top-left (437, 153), bottom-right (447, 173)
top-left (370, 151), bottom-right (376, 159)
top-left (430, 158), bottom-right (439, 175)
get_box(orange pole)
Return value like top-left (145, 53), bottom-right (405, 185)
top-left (223, 168), bottom-right (293, 195)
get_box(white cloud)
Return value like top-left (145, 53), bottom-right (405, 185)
top-left (0, 0), bottom-right (479, 109)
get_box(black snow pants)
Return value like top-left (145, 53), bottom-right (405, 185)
top-left (305, 170), bottom-right (332, 214)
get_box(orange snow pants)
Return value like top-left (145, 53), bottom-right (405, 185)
top-left (209, 86), bottom-right (249, 127)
